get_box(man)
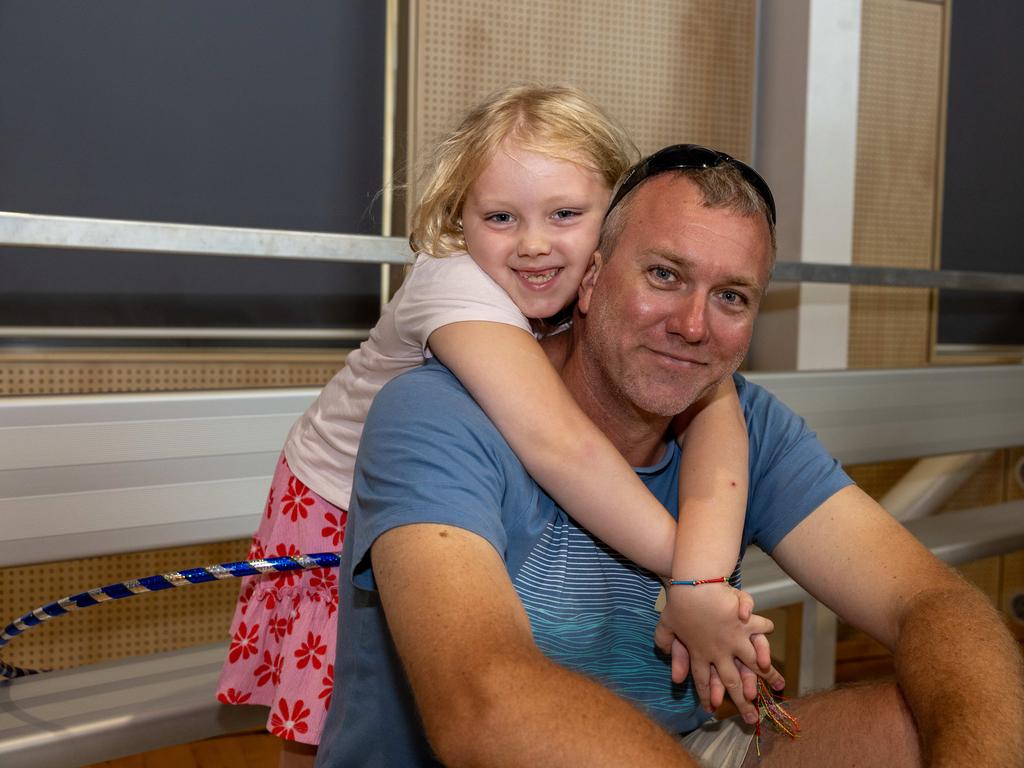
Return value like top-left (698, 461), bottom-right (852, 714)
top-left (316, 146), bottom-right (1023, 767)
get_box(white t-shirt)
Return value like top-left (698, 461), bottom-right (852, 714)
top-left (284, 252), bottom-right (531, 509)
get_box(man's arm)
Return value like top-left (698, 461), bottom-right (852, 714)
top-left (772, 485), bottom-right (1024, 766)
top-left (372, 522), bottom-right (698, 768)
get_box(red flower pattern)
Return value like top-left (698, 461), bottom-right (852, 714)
top-left (265, 590), bottom-right (283, 612)
top-left (307, 568), bottom-right (337, 593)
top-left (228, 621), bottom-right (260, 663)
top-left (237, 580), bottom-right (256, 616)
top-left (269, 698), bottom-right (310, 740)
top-left (319, 664), bottom-right (334, 711)
top-left (320, 510), bottom-right (348, 547)
top-left (265, 486), bottom-right (275, 518)
top-left (247, 536), bottom-right (266, 561)
top-left (281, 476), bottom-right (314, 522)
top-left (254, 650), bottom-right (281, 687)
top-left (273, 652), bottom-right (285, 685)
top-left (268, 616), bottom-right (289, 643)
top-left (218, 687), bottom-right (252, 705)
top-left (295, 631), bottom-right (328, 670)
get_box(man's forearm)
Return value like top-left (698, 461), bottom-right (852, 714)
top-left (894, 575), bottom-right (1024, 767)
top-left (422, 648), bottom-right (699, 768)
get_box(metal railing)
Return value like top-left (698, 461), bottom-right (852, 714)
top-left (3, 210), bottom-right (1023, 341)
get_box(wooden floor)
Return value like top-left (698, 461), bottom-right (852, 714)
top-left (85, 731), bottom-right (282, 768)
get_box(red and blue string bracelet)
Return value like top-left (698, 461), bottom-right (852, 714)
top-left (669, 576), bottom-right (731, 586)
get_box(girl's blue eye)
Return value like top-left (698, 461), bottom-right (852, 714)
top-left (487, 213), bottom-right (512, 223)
top-left (554, 209), bottom-right (578, 220)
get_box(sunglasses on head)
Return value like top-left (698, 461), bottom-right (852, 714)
top-left (607, 144), bottom-right (777, 227)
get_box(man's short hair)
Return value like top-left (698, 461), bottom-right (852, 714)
top-left (598, 158), bottom-right (778, 262)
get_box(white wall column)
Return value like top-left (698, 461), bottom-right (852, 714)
top-left (750, 0), bottom-right (862, 371)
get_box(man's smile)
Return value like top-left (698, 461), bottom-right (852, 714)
top-left (642, 346), bottom-right (708, 367)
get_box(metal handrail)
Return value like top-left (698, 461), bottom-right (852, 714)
top-left (5, 210), bottom-right (1023, 291)
top-left (0, 211), bottom-right (410, 264)
top-left (3, 210), bottom-right (1023, 341)
top-left (772, 260), bottom-right (1024, 293)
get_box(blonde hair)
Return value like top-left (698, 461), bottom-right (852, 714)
top-left (409, 84), bottom-right (638, 257)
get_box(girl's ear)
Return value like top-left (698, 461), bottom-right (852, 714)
top-left (577, 251), bottom-right (605, 315)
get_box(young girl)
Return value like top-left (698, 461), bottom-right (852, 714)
top-left (217, 84), bottom-right (778, 766)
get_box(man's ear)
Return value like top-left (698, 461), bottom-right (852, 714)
top-left (577, 251), bottom-right (604, 315)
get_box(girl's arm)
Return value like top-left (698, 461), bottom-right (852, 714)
top-left (428, 320), bottom-right (675, 576)
top-left (659, 378), bottom-right (782, 722)
top-left (672, 377), bottom-right (747, 593)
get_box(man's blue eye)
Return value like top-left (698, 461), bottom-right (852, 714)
top-left (721, 290), bottom-right (747, 305)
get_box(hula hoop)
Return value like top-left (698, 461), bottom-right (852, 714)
top-left (0, 552), bottom-right (340, 679)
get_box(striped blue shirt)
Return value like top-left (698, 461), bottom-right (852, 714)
top-left (317, 360), bottom-right (852, 768)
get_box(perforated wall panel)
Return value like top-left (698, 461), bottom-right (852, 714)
top-left (0, 352), bottom-right (345, 396)
top-left (407, 0), bottom-right (758, 204)
top-left (849, 0), bottom-right (945, 369)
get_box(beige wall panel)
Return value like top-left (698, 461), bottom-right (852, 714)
top-left (845, 458), bottom-right (918, 501)
top-left (409, 0), bottom-right (757, 203)
top-left (849, 0), bottom-right (944, 369)
top-left (0, 351), bottom-right (346, 396)
top-left (938, 450), bottom-right (1008, 605)
top-left (1008, 447), bottom-right (1024, 502)
top-left (0, 540), bottom-right (250, 671)
top-left (1004, 448), bottom-right (1024, 634)
top-left (848, 287), bottom-right (931, 368)
top-left (941, 450), bottom-right (1006, 514)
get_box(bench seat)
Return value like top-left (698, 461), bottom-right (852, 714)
top-left (0, 643), bottom-right (266, 768)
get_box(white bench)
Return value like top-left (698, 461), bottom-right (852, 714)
top-left (1, 365), bottom-right (1023, 767)
top-left (0, 388), bottom-right (322, 767)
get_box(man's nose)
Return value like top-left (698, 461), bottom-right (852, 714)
top-left (669, 294), bottom-right (709, 343)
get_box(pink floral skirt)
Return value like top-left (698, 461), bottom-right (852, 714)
top-left (216, 453), bottom-right (348, 745)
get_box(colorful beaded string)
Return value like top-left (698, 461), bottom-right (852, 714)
top-left (755, 678), bottom-right (801, 754)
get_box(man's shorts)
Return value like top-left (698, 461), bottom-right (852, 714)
top-left (680, 716), bottom-right (756, 768)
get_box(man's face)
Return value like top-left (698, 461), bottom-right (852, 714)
top-left (576, 174), bottom-right (772, 419)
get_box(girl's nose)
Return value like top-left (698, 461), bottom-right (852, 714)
top-left (517, 225), bottom-right (551, 258)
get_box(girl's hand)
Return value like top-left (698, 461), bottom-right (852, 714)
top-left (653, 585), bottom-right (784, 723)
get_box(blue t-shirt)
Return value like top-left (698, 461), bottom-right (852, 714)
top-left (315, 359), bottom-right (852, 768)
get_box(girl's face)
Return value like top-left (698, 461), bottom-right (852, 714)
top-left (461, 141), bottom-right (611, 320)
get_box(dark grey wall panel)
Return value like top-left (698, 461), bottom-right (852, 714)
top-left (937, 0), bottom-right (1024, 346)
top-left (0, 1), bottom-right (387, 343)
